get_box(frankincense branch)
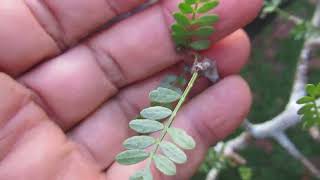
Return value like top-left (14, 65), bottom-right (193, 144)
top-left (115, 0), bottom-right (220, 179)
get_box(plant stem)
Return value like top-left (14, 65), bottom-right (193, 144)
top-left (275, 7), bottom-right (303, 25)
top-left (147, 71), bottom-right (199, 168)
top-left (192, 3), bottom-right (199, 20)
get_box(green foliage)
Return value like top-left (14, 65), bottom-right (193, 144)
top-left (297, 83), bottom-right (320, 128)
top-left (160, 141), bottom-right (188, 164)
top-left (153, 154), bottom-right (177, 176)
top-left (261, 0), bottom-right (320, 40)
top-left (149, 87), bottom-right (181, 103)
top-left (140, 106), bottom-right (172, 120)
top-left (171, 0), bottom-right (219, 51)
top-left (123, 136), bottom-right (156, 150)
top-left (116, 149), bottom-right (150, 165)
top-left (291, 21), bottom-right (320, 40)
top-left (238, 166), bottom-right (253, 180)
top-left (168, 127), bottom-right (196, 149)
top-left (116, 74), bottom-right (198, 179)
top-left (196, 144), bottom-right (253, 180)
top-left (193, 2), bottom-right (318, 179)
top-left (116, 0), bottom-right (220, 178)
top-left (129, 119), bottom-right (164, 133)
top-left (261, 0), bottom-right (281, 17)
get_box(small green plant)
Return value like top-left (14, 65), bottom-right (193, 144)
top-left (115, 0), bottom-right (220, 179)
top-left (172, 0), bottom-right (219, 51)
top-left (238, 166), bottom-right (253, 180)
top-left (262, 0), bottom-right (320, 40)
top-left (262, 1), bottom-right (320, 130)
top-left (297, 83), bottom-right (320, 128)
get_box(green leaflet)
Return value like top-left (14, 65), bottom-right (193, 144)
top-left (116, 150), bottom-right (149, 165)
top-left (173, 12), bottom-right (190, 27)
top-left (140, 106), bottom-right (172, 120)
top-left (149, 87), bottom-right (181, 103)
top-left (298, 104), bottom-right (314, 115)
top-left (160, 75), bottom-right (184, 95)
top-left (179, 3), bottom-right (193, 14)
top-left (160, 141), bottom-right (187, 164)
top-left (172, 33), bottom-right (189, 47)
top-left (192, 26), bottom-right (215, 37)
top-left (161, 75), bottom-right (178, 85)
top-left (185, 0), bottom-right (197, 5)
top-left (306, 84), bottom-right (320, 97)
top-left (129, 119), bottom-right (164, 133)
top-left (197, 1), bottom-right (219, 13)
top-left (238, 166), bottom-right (253, 180)
top-left (297, 96), bottom-right (315, 104)
top-left (168, 127), bottom-right (196, 150)
top-left (171, 24), bottom-right (188, 35)
top-left (262, 0), bottom-right (281, 16)
top-left (297, 83), bottom-right (320, 129)
top-left (153, 154), bottom-right (177, 176)
top-left (189, 40), bottom-right (211, 50)
top-left (123, 136), bottom-right (156, 150)
top-left (193, 14), bottom-right (219, 26)
top-left (130, 169), bottom-right (153, 180)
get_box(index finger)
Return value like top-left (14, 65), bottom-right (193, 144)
top-left (0, 0), bottom-right (146, 76)
top-left (19, 0), bottom-right (262, 130)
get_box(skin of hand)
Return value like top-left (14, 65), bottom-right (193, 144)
top-left (0, 0), bottom-right (262, 179)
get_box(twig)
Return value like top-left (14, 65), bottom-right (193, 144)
top-left (206, 1), bottom-right (320, 179)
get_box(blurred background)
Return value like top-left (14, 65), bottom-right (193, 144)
top-left (192, 0), bottom-right (320, 179)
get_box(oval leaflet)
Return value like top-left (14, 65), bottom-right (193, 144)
top-left (149, 87), bottom-right (181, 103)
top-left (168, 127), bottom-right (196, 150)
top-left (123, 136), bottom-right (156, 150)
top-left (153, 154), bottom-right (177, 176)
top-left (140, 106), bottom-right (172, 120)
top-left (160, 141), bottom-right (187, 164)
top-left (116, 149), bottom-right (149, 165)
top-left (129, 119), bottom-right (164, 134)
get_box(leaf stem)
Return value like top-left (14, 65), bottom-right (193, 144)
top-left (274, 7), bottom-right (303, 25)
top-left (192, 3), bottom-right (199, 20)
top-left (147, 70), bottom-right (199, 168)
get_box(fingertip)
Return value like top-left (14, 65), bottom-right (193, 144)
top-left (191, 75), bottom-right (252, 145)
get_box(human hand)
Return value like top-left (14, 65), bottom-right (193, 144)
top-left (0, 0), bottom-right (261, 179)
